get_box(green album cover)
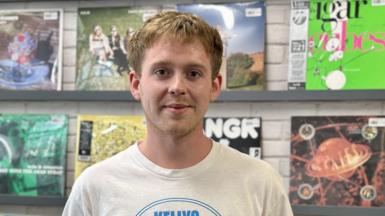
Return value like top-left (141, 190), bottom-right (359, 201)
top-left (306, 0), bottom-right (385, 90)
top-left (0, 114), bottom-right (67, 197)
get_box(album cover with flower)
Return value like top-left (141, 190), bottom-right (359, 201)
top-left (0, 9), bottom-right (63, 90)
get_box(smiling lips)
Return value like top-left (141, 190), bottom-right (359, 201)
top-left (166, 103), bottom-right (190, 108)
top-left (164, 103), bottom-right (192, 113)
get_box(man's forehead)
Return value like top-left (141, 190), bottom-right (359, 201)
top-left (141, 36), bottom-right (211, 71)
top-left (150, 34), bottom-right (197, 47)
top-left (145, 35), bottom-right (207, 55)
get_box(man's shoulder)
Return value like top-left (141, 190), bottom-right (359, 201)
top-left (214, 143), bottom-right (285, 196)
top-left (76, 145), bottom-right (136, 182)
top-left (215, 142), bottom-right (274, 175)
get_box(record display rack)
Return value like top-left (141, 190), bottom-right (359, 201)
top-left (0, 0), bottom-right (106, 1)
top-left (293, 205), bottom-right (385, 216)
top-left (0, 90), bottom-right (385, 102)
top-left (0, 195), bottom-right (66, 206)
top-left (2, 0), bottom-right (383, 215)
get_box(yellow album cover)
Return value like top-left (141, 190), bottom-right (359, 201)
top-left (74, 115), bottom-right (146, 178)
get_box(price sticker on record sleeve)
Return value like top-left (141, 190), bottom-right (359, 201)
top-left (44, 11), bottom-right (58, 20)
top-left (372, 0), bottom-right (385, 6)
top-left (249, 147), bottom-right (261, 159)
top-left (142, 10), bottom-right (158, 22)
top-left (245, 8), bottom-right (262, 17)
top-left (368, 118), bottom-right (385, 127)
top-left (0, 15), bottom-right (18, 21)
top-left (79, 10), bottom-right (91, 15)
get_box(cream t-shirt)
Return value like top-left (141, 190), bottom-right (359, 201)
top-left (63, 142), bottom-right (293, 216)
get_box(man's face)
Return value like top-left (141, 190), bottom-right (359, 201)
top-left (129, 36), bottom-right (221, 137)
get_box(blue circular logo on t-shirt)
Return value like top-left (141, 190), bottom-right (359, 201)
top-left (136, 198), bottom-right (221, 216)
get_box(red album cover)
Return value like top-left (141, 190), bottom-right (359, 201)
top-left (290, 116), bottom-right (385, 207)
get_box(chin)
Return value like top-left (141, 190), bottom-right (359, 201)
top-left (163, 124), bottom-right (196, 137)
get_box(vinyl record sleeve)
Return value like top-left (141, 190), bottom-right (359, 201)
top-left (306, 0), bottom-right (385, 90)
top-left (177, 1), bottom-right (266, 90)
top-left (290, 116), bottom-right (385, 207)
top-left (288, 0), bottom-right (310, 90)
top-left (75, 6), bottom-right (170, 90)
top-left (0, 9), bottom-right (63, 90)
top-left (75, 115), bottom-right (146, 178)
top-left (204, 117), bottom-right (261, 158)
top-left (0, 114), bottom-right (68, 197)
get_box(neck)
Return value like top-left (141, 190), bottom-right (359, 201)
top-left (138, 125), bottom-right (212, 169)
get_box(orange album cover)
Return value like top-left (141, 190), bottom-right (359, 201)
top-left (290, 116), bottom-right (385, 207)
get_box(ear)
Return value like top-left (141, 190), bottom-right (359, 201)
top-left (210, 74), bottom-right (222, 101)
top-left (129, 71), bottom-right (141, 101)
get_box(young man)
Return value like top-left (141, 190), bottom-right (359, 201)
top-left (63, 11), bottom-right (293, 216)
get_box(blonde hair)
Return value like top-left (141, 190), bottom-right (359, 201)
top-left (127, 11), bottom-right (223, 79)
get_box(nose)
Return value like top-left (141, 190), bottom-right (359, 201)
top-left (169, 72), bottom-right (186, 96)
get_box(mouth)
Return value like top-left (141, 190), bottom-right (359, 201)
top-left (163, 103), bottom-right (192, 113)
top-left (165, 103), bottom-right (191, 109)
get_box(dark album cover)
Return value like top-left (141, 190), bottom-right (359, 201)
top-left (204, 117), bottom-right (261, 158)
top-left (290, 116), bottom-right (385, 207)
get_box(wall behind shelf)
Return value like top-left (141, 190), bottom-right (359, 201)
top-left (0, 0), bottom-right (384, 215)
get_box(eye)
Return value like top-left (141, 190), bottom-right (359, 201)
top-left (153, 68), bottom-right (170, 78)
top-left (186, 70), bottom-right (202, 79)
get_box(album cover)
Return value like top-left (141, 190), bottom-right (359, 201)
top-left (290, 116), bottom-right (385, 207)
top-left (0, 9), bottom-right (63, 90)
top-left (0, 114), bottom-right (68, 197)
top-left (204, 117), bottom-right (261, 158)
top-left (288, 0), bottom-right (310, 90)
top-left (76, 6), bottom-right (170, 90)
top-left (75, 115), bottom-right (146, 178)
top-left (177, 1), bottom-right (266, 90)
top-left (306, 0), bottom-right (385, 90)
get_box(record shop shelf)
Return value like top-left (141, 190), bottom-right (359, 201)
top-left (293, 205), bottom-right (385, 216)
top-left (0, 195), bottom-right (66, 206)
top-left (0, 90), bottom-right (385, 102)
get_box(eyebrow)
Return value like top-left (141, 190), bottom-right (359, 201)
top-left (150, 60), bottom-right (208, 71)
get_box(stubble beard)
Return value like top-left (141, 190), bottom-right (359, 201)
top-left (152, 116), bottom-right (201, 139)
top-left (143, 99), bottom-right (206, 139)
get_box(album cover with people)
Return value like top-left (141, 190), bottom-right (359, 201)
top-left (177, 1), bottom-right (266, 90)
top-left (76, 6), bottom-right (171, 90)
top-left (290, 116), bottom-right (385, 207)
top-left (0, 9), bottom-right (63, 90)
top-left (0, 114), bottom-right (68, 197)
top-left (306, 0), bottom-right (385, 90)
top-left (204, 117), bottom-right (261, 158)
top-left (75, 115), bottom-right (146, 178)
